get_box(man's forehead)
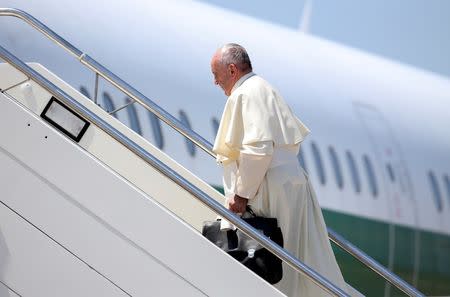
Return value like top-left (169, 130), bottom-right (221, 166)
top-left (211, 55), bottom-right (222, 69)
top-left (213, 48), bottom-right (224, 60)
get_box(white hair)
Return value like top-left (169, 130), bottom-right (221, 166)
top-left (220, 43), bottom-right (252, 71)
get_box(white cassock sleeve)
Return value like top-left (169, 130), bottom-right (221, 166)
top-left (235, 141), bottom-right (273, 199)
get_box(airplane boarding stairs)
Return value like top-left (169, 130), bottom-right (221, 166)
top-left (0, 8), bottom-right (426, 297)
top-left (0, 62), bottom-right (290, 296)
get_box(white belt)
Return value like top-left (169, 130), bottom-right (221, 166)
top-left (270, 147), bottom-right (299, 168)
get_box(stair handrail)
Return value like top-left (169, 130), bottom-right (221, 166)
top-left (0, 8), bottom-right (425, 297)
top-left (0, 44), bottom-right (350, 297)
top-left (0, 8), bottom-right (215, 158)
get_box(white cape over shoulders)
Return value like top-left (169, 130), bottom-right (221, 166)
top-left (213, 74), bottom-right (310, 165)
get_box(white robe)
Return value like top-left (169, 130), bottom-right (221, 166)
top-left (213, 73), bottom-right (353, 297)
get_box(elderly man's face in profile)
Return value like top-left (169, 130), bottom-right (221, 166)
top-left (210, 53), bottom-right (235, 96)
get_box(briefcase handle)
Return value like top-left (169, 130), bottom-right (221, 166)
top-left (245, 206), bottom-right (257, 217)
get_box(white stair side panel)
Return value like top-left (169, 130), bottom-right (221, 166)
top-left (0, 138), bottom-right (205, 297)
top-left (0, 281), bottom-right (20, 297)
top-left (0, 203), bottom-right (129, 297)
top-left (1, 62), bottom-right (224, 231)
top-left (0, 63), bottom-right (27, 91)
top-left (0, 92), bottom-right (285, 297)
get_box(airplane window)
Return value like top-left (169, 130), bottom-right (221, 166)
top-left (102, 92), bottom-right (117, 118)
top-left (444, 175), bottom-right (450, 205)
top-left (211, 117), bottom-right (220, 136)
top-left (179, 110), bottom-right (196, 157)
top-left (125, 98), bottom-right (142, 135)
top-left (346, 151), bottom-right (361, 193)
top-left (79, 86), bottom-right (91, 99)
top-left (386, 164), bottom-right (395, 182)
top-left (428, 171), bottom-right (443, 212)
top-left (148, 112), bottom-right (164, 150)
top-left (363, 155), bottom-right (378, 198)
top-left (311, 142), bottom-right (326, 185)
top-left (298, 148), bottom-right (307, 173)
top-left (329, 146), bottom-right (343, 189)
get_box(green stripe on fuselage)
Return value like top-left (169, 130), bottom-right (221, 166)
top-left (323, 209), bottom-right (450, 297)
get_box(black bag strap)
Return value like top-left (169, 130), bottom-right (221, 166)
top-left (245, 206), bottom-right (257, 217)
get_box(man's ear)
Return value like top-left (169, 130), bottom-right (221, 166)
top-left (229, 64), bottom-right (238, 77)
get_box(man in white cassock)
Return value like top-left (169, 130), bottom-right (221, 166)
top-left (210, 44), bottom-right (356, 297)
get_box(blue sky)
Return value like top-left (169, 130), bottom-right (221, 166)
top-left (199, 0), bottom-right (450, 78)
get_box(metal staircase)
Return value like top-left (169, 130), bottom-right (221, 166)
top-left (0, 8), bottom-right (425, 297)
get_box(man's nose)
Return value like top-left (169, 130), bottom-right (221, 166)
top-left (214, 79), bottom-right (219, 85)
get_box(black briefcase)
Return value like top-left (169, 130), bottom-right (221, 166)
top-left (202, 208), bottom-right (283, 284)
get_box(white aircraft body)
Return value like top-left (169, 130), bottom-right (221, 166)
top-left (0, 0), bottom-right (449, 295)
